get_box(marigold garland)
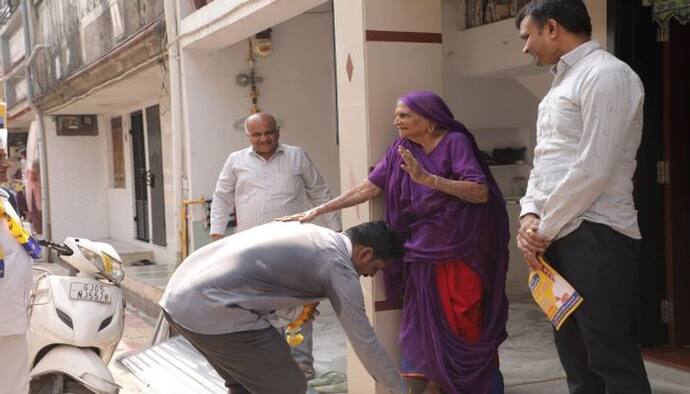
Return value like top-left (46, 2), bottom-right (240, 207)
top-left (286, 303), bottom-right (318, 347)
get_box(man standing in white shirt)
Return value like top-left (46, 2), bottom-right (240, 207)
top-left (209, 112), bottom-right (341, 380)
top-left (515, 1), bottom-right (651, 393)
top-left (0, 147), bottom-right (35, 394)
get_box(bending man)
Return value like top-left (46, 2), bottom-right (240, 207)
top-left (160, 221), bottom-right (408, 394)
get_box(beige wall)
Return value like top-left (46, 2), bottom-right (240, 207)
top-left (181, 6), bottom-right (341, 246)
top-left (441, 0), bottom-right (608, 297)
top-left (587, 0), bottom-right (608, 50)
top-left (333, 0), bottom-right (371, 230)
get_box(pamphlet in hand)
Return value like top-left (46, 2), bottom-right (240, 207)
top-left (528, 256), bottom-right (583, 330)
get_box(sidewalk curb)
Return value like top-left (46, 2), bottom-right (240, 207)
top-left (122, 275), bottom-right (163, 319)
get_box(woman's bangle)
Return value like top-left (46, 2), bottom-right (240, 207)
top-left (432, 174), bottom-right (439, 189)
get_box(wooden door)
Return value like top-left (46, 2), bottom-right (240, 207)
top-left (145, 105), bottom-right (167, 247)
top-left (609, 0), bottom-right (667, 347)
top-left (662, 21), bottom-right (690, 345)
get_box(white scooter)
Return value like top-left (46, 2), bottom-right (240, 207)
top-left (28, 237), bottom-right (126, 394)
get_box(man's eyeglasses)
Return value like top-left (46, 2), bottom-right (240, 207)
top-left (247, 129), bottom-right (277, 139)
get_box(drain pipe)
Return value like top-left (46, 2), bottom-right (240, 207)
top-left (164, 0), bottom-right (189, 263)
top-left (19, 0), bottom-right (52, 249)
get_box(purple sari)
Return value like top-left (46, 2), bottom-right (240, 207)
top-left (368, 91), bottom-right (509, 394)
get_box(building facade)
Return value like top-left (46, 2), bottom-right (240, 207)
top-left (168, 0), bottom-right (690, 389)
top-left (0, 0), bottom-right (178, 264)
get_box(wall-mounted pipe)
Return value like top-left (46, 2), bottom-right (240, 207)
top-left (179, 198), bottom-right (206, 263)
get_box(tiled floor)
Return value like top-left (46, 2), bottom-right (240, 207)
top-left (312, 302), bottom-right (348, 375)
top-left (110, 308), bottom-right (157, 393)
top-left (311, 296), bottom-right (690, 393)
top-left (126, 264), bottom-right (177, 289)
top-left (500, 296), bottom-right (690, 393)
top-left (644, 346), bottom-right (690, 373)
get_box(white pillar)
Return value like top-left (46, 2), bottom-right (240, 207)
top-left (333, 1), bottom-right (443, 392)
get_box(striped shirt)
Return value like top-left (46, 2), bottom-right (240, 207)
top-left (520, 40), bottom-right (644, 240)
top-left (210, 144), bottom-right (341, 234)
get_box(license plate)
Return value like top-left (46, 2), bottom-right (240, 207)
top-left (69, 282), bottom-right (112, 304)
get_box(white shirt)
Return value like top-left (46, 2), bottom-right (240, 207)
top-left (520, 41), bottom-right (644, 240)
top-left (0, 196), bottom-right (34, 336)
top-left (210, 144), bottom-right (341, 234)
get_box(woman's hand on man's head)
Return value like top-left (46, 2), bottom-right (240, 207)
top-left (276, 207), bottom-right (321, 224)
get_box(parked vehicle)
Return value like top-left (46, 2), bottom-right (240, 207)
top-left (29, 237), bottom-right (126, 394)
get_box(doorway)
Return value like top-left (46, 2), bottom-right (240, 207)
top-left (661, 21), bottom-right (690, 347)
top-left (611, 0), bottom-right (690, 366)
top-left (130, 106), bottom-right (167, 247)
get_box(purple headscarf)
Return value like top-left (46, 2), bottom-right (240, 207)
top-left (368, 91), bottom-right (510, 393)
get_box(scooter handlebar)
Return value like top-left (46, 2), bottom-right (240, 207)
top-left (38, 239), bottom-right (74, 256)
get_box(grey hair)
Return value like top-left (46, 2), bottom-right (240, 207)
top-left (244, 112), bottom-right (278, 132)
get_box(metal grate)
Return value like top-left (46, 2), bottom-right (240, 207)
top-left (135, 199), bottom-right (150, 242)
top-left (121, 303), bottom-right (347, 394)
top-left (120, 336), bottom-right (226, 394)
top-left (0, 0), bottom-right (19, 27)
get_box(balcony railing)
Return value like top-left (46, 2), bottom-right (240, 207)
top-left (0, 0), bottom-right (20, 27)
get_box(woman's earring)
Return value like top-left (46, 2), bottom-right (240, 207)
top-left (427, 124), bottom-right (434, 134)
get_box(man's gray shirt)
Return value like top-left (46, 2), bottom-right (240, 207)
top-left (160, 222), bottom-right (405, 393)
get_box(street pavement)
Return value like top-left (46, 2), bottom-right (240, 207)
top-left (33, 264), bottom-right (690, 393)
top-left (112, 299), bottom-right (690, 394)
top-left (110, 307), bottom-right (155, 393)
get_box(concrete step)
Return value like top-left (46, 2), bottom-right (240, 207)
top-left (96, 238), bottom-right (155, 266)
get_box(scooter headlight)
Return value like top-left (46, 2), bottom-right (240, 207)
top-left (78, 245), bottom-right (103, 270)
top-left (102, 253), bottom-right (125, 284)
top-left (77, 246), bottom-right (125, 284)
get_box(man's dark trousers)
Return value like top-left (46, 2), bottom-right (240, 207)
top-left (545, 221), bottom-right (652, 394)
top-left (164, 313), bottom-right (307, 394)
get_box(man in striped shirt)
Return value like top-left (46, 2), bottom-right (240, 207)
top-left (209, 112), bottom-right (341, 379)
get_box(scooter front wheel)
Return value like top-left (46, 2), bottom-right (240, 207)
top-left (31, 373), bottom-right (118, 394)
top-left (64, 378), bottom-right (99, 394)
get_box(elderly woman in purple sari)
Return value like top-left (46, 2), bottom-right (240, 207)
top-left (281, 91), bottom-right (509, 394)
